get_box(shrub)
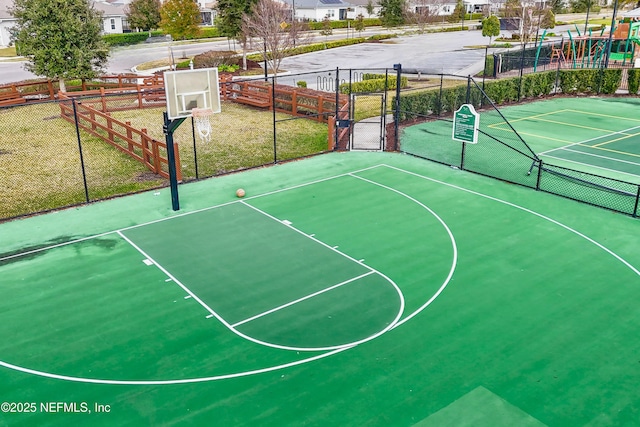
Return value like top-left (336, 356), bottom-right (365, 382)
top-left (297, 80), bottom-right (307, 88)
top-left (307, 18), bottom-right (381, 30)
top-left (628, 69), bottom-right (640, 94)
top-left (193, 50), bottom-right (239, 68)
top-left (339, 74), bottom-right (408, 94)
top-left (247, 38), bottom-right (366, 62)
top-left (218, 64), bottom-right (239, 72)
top-left (558, 69), bottom-right (622, 95)
top-left (198, 27), bottom-right (220, 38)
top-left (102, 31), bottom-right (164, 46)
top-left (367, 34), bottom-right (397, 41)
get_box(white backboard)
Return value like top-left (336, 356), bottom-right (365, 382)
top-left (164, 67), bottom-right (221, 120)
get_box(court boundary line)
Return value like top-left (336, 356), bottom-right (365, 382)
top-left (381, 164), bottom-right (640, 277)
top-left (347, 172), bottom-right (458, 328)
top-left (564, 108), bottom-right (640, 123)
top-left (0, 164), bottom-right (383, 263)
top-left (551, 148), bottom-right (640, 167)
top-left (236, 200), bottom-right (406, 351)
top-left (2, 163), bottom-right (638, 386)
top-left (486, 109), bottom-right (572, 127)
top-left (539, 124), bottom-right (640, 158)
top-left (119, 200), bottom-right (405, 353)
top-left (231, 271), bottom-right (376, 328)
top-left (538, 153), bottom-right (640, 180)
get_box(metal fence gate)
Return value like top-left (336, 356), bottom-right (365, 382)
top-left (350, 93), bottom-right (386, 151)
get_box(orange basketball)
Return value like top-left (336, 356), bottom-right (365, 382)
top-left (236, 188), bottom-right (246, 198)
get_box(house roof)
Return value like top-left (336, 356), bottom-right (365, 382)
top-left (280, 0), bottom-right (353, 9)
top-left (0, 0), bottom-right (12, 19)
top-left (622, 7), bottom-right (640, 18)
top-left (92, 1), bottom-right (126, 15)
top-left (0, 0), bottom-right (125, 20)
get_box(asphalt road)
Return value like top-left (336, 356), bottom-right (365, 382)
top-left (0, 21), bottom-right (583, 85)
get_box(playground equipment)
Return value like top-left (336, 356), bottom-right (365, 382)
top-left (539, 20), bottom-right (640, 69)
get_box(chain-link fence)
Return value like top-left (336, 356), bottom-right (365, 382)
top-left (4, 66), bottom-right (640, 221)
top-left (395, 71), bottom-right (640, 218)
top-left (2, 70), bottom-right (391, 222)
top-left (0, 72), bottom-right (341, 221)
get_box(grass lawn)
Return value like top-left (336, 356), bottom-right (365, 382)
top-left (0, 101), bottom-right (328, 220)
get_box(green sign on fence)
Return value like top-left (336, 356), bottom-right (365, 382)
top-left (452, 104), bottom-right (479, 144)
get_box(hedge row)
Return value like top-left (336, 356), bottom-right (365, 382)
top-left (103, 31), bottom-right (164, 46)
top-left (628, 69), bottom-right (640, 95)
top-left (339, 73), bottom-right (408, 94)
top-left (103, 27), bottom-right (221, 46)
top-left (397, 69), bottom-right (624, 119)
top-left (246, 35), bottom-right (396, 62)
top-left (307, 18), bottom-right (381, 30)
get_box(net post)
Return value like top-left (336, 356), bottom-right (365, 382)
top-left (393, 63), bottom-right (402, 151)
top-left (633, 185), bottom-right (640, 217)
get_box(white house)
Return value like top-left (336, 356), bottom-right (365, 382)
top-left (0, 0), bottom-right (129, 46)
top-left (340, 0), bottom-right (381, 19)
top-left (93, 1), bottom-right (127, 34)
top-left (0, 0), bottom-right (13, 47)
top-left (280, 0), bottom-right (357, 21)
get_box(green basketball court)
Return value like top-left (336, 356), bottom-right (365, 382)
top-left (1, 148), bottom-right (639, 425)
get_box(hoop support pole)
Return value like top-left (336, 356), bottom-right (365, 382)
top-left (163, 112), bottom-right (186, 211)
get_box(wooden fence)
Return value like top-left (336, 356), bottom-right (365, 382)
top-left (328, 101), bottom-right (351, 150)
top-left (219, 75), bottom-right (349, 124)
top-left (0, 74), bottom-right (162, 104)
top-left (58, 93), bottom-right (181, 181)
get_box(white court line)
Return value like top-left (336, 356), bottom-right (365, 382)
top-left (2, 162), bottom-right (638, 385)
top-left (539, 124), bottom-right (640, 157)
top-left (231, 271), bottom-right (376, 328)
top-left (239, 200), bottom-right (406, 352)
top-left (540, 154), bottom-right (640, 180)
top-left (381, 164), bottom-right (640, 277)
top-left (347, 172), bottom-right (458, 328)
top-left (116, 231), bottom-right (231, 328)
top-left (117, 195), bottom-right (405, 353)
top-left (559, 148), bottom-right (640, 167)
top-left (0, 164), bottom-right (384, 263)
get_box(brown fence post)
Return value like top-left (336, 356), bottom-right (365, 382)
top-left (126, 121), bottom-right (134, 152)
top-left (317, 95), bottom-right (324, 122)
top-left (328, 116), bottom-right (336, 150)
top-left (142, 129), bottom-right (152, 167)
top-left (174, 143), bottom-right (182, 182)
top-left (291, 89), bottom-right (298, 116)
top-left (100, 88), bottom-right (107, 112)
top-left (151, 139), bottom-right (161, 175)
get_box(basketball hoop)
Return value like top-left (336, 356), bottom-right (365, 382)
top-left (192, 107), bottom-right (214, 143)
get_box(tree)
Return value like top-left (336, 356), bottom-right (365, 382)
top-left (482, 15), bottom-right (500, 44)
top-left (216, 0), bottom-right (257, 39)
top-left (548, 0), bottom-right (565, 14)
top-left (320, 17), bottom-right (333, 47)
top-left (241, 0), bottom-right (308, 77)
top-left (502, 0), bottom-right (550, 44)
top-left (569, 0), bottom-right (599, 13)
top-left (378, 0), bottom-right (406, 27)
top-left (540, 9), bottom-right (555, 31)
top-left (10, 0), bottom-right (108, 92)
top-left (126, 0), bottom-right (162, 36)
top-left (354, 14), bottom-right (366, 36)
top-left (409, 0), bottom-right (440, 32)
top-left (365, 0), bottom-right (376, 17)
top-left (448, 0), bottom-right (466, 23)
top-left (160, 0), bottom-right (201, 40)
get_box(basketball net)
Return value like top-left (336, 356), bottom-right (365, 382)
top-left (192, 108), bottom-right (214, 143)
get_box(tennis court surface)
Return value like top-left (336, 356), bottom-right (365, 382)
top-left (1, 151), bottom-right (640, 426)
